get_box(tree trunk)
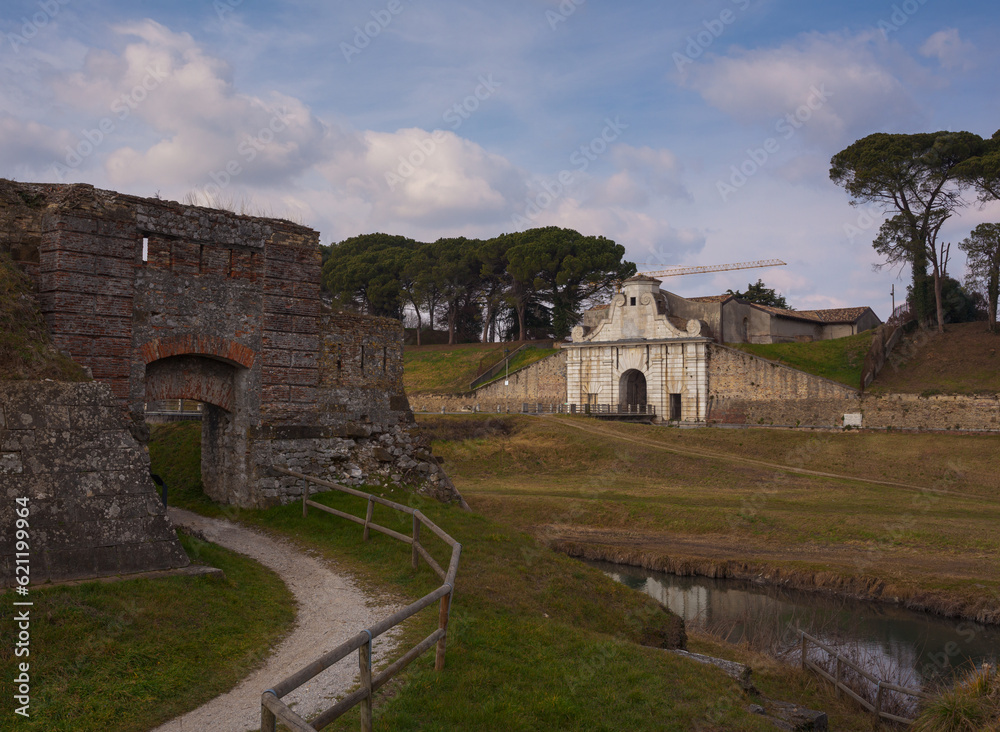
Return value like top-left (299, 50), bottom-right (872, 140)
top-left (516, 302), bottom-right (526, 342)
top-left (933, 266), bottom-right (945, 333)
top-left (447, 304), bottom-right (457, 345)
top-left (482, 298), bottom-right (494, 344)
top-left (414, 308), bottom-right (422, 346)
top-left (989, 266), bottom-right (999, 333)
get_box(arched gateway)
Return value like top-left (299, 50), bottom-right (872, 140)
top-left (4, 182), bottom-right (449, 508)
top-left (619, 369), bottom-right (647, 408)
top-left (565, 275), bottom-right (710, 423)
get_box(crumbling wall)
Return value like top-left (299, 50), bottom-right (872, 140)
top-left (0, 180), bottom-right (462, 507)
top-left (0, 381), bottom-right (189, 586)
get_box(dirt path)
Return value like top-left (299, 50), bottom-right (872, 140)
top-left (152, 508), bottom-right (399, 732)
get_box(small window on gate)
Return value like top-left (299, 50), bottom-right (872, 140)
top-left (630, 297), bottom-right (636, 306)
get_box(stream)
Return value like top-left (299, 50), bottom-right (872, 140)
top-left (588, 559), bottom-right (1000, 690)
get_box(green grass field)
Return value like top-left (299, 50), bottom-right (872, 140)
top-left (0, 534), bottom-right (295, 732)
top-left (421, 414), bottom-right (1000, 623)
top-left (138, 421), bottom-right (893, 731)
top-left (729, 329), bottom-right (874, 388)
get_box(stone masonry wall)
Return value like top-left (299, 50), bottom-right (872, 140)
top-left (705, 393), bottom-right (1000, 431)
top-left (0, 381), bottom-right (189, 586)
top-left (1, 180), bottom-right (460, 509)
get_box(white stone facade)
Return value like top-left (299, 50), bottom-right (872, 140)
top-left (565, 275), bottom-right (710, 423)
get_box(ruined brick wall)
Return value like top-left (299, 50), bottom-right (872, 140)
top-left (0, 381), bottom-right (189, 585)
top-left (0, 180), bottom-right (462, 507)
top-left (317, 309), bottom-right (410, 427)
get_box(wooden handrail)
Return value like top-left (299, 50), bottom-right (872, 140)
top-left (799, 630), bottom-right (928, 725)
top-left (262, 466), bottom-right (463, 732)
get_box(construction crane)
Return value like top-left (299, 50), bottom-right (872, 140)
top-left (633, 258), bottom-right (787, 278)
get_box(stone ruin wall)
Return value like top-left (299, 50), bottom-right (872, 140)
top-left (255, 310), bottom-right (459, 504)
top-left (0, 382), bottom-right (189, 586)
top-left (0, 180), bottom-right (459, 513)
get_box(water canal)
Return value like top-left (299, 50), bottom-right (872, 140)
top-left (588, 560), bottom-right (1000, 689)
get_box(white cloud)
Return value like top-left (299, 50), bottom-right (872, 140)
top-left (678, 31), bottom-right (921, 146)
top-left (318, 127), bottom-right (529, 229)
top-left (602, 144), bottom-right (692, 205)
top-left (45, 20), bottom-right (332, 189)
top-left (920, 29), bottom-right (977, 71)
top-left (0, 115), bottom-right (75, 172)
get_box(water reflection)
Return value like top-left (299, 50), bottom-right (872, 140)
top-left (588, 560), bottom-right (1000, 687)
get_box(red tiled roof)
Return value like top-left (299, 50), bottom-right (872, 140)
top-left (688, 295), bottom-right (733, 303)
top-left (748, 303), bottom-right (873, 324)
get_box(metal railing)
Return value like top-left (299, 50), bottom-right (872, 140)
top-left (469, 343), bottom-right (531, 390)
top-left (516, 402), bottom-right (657, 416)
top-left (261, 467), bottom-right (462, 732)
top-left (800, 630), bottom-right (929, 725)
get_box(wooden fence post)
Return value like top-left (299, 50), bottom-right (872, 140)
top-left (363, 496), bottom-right (374, 541)
top-left (261, 695), bottom-right (277, 732)
top-left (875, 681), bottom-right (883, 717)
top-left (800, 633), bottom-right (807, 671)
top-left (302, 478), bottom-right (308, 518)
top-left (359, 635), bottom-right (373, 732)
top-left (412, 515), bottom-right (421, 570)
top-left (835, 657), bottom-right (842, 697)
top-left (435, 589), bottom-right (451, 671)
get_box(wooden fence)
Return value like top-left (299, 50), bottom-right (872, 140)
top-left (261, 466), bottom-right (462, 732)
top-left (800, 630), bottom-right (929, 725)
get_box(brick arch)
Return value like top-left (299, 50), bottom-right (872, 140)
top-left (139, 334), bottom-right (255, 369)
top-left (145, 355), bottom-right (237, 411)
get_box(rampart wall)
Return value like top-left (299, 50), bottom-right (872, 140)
top-left (407, 350), bottom-right (567, 413)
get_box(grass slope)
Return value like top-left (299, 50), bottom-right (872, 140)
top-left (0, 534), bottom-right (295, 732)
top-left (404, 341), bottom-right (557, 394)
top-left (729, 329), bottom-right (874, 388)
top-left (0, 253), bottom-right (88, 381)
top-left (869, 321), bottom-right (1000, 396)
top-left (420, 414), bottom-right (1000, 623)
top-left (140, 421), bottom-right (827, 731)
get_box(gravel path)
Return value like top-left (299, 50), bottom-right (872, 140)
top-left (152, 508), bottom-right (399, 732)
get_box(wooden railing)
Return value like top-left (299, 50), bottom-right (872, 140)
top-left (261, 467), bottom-right (462, 732)
top-left (800, 630), bottom-right (929, 725)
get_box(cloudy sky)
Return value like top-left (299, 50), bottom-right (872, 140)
top-left (3, 0), bottom-right (999, 317)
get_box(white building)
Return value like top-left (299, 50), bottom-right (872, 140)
top-left (564, 275), bottom-right (711, 422)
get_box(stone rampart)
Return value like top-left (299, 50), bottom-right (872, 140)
top-left (0, 381), bottom-right (189, 586)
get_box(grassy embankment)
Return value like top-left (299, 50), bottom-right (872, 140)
top-left (144, 422), bottom-right (890, 730)
top-left (421, 414), bottom-right (1000, 624)
top-left (0, 534), bottom-right (295, 732)
top-left (729, 329), bottom-right (875, 388)
top-left (869, 321), bottom-right (1000, 396)
top-left (403, 341), bottom-right (557, 394)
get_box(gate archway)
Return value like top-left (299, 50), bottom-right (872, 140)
top-left (144, 354), bottom-right (251, 505)
top-left (618, 369), bottom-right (647, 408)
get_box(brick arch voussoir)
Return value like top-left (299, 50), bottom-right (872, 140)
top-left (139, 334), bottom-right (255, 369)
top-left (146, 372), bottom-right (235, 412)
